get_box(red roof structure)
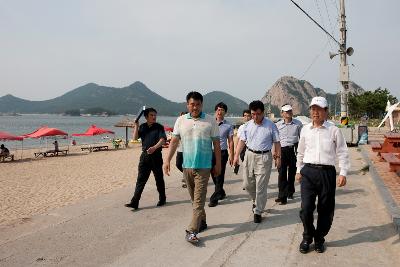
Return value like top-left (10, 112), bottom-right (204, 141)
top-left (0, 131), bottom-right (23, 141)
top-left (72, 125), bottom-right (114, 136)
top-left (22, 126), bottom-right (68, 138)
top-left (164, 125), bottom-right (173, 132)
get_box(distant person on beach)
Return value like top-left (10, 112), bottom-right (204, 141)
top-left (125, 107), bottom-right (167, 210)
top-left (53, 140), bottom-right (59, 151)
top-left (164, 91), bottom-right (221, 243)
top-left (176, 111), bottom-right (188, 188)
top-left (236, 109), bottom-right (251, 162)
top-left (275, 104), bottom-right (302, 205)
top-left (233, 100), bottom-right (281, 224)
top-left (208, 102), bottom-right (234, 208)
top-left (0, 144), bottom-right (10, 156)
top-left (296, 96), bottom-right (349, 254)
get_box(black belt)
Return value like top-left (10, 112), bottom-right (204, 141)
top-left (305, 163), bottom-right (334, 169)
top-left (248, 148), bottom-right (270, 154)
top-left (282, 145), bottom-right (295, 149)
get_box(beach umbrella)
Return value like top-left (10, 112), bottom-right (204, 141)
top-left (114, 118), bottom-right (135, 148)
top-left (72, 125), bottom-right (115, 136)
top-left (164, 125), bottom-right (173, 132)
top-left (0, 131), bottom-right (23, 141)
top-left (22, 126), bottom-right (68, 138)
top-left (0, 131), bottom-right (24, 159)
top-left (22, 126), bottom-right (69, 153)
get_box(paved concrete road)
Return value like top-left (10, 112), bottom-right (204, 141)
top-left (0, 148), bottom-right (399, 266)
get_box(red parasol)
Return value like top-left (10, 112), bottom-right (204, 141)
top-left (164, 125), bottom-right (173, 132)
top-left (0, 131), bottom-right (23, 141)
top-left (72, 125), bottom-right (115, 136)
top-left (22, 126), bottom-right (68, 138)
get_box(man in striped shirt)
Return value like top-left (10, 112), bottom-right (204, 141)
top-left (275, 104), bottom-right (302, 205)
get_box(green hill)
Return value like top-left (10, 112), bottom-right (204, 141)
top-left (0, 82), bottom-right (248, 116)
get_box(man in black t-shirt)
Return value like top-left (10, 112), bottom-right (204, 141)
top-left (125, 108), bottom-right (167, 210)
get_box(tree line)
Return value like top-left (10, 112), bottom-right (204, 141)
top-left (348, 87), bottom-right (398, 119)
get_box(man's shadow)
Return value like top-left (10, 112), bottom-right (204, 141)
top-left (201, 201), bottom-right (357, 243)
top-left (328, 223), bottom-right (400, 247)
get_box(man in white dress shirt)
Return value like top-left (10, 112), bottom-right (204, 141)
top-left (296, 96), bottom-right (349, 254)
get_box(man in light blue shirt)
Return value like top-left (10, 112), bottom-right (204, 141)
top-left (275, 104), bottom-right (303, 204)
top-left (233, 100), bottom-right (281, 223)
top-left (164, 91), bottom-right (221, 243)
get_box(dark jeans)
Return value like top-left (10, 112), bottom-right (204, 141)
top-left (176, 152), bottom-right (183, 173)
top-left (278, 145), bottom-right (297, 199)
top-left (210, 149), bottom-right (229, 203)
top-left (130, 151), bottom-right (166, 204)
top-left (299, 164), bottom-right (336, 243)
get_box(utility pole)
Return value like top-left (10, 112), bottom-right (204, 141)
top-left (339, 0), bottom-right (350, 117)
top-left (290, 0), bottom-right (353, 117)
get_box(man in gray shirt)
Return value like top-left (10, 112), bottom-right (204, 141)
top-left (275, 104), bottom-right (302, 204)
top-left (209, 102), bottom-right (234, 207)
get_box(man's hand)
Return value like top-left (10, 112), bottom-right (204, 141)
top-left (296, 173), bottom-right (302, 183)
top-left (229, 157), bottom-right (234, 167)
top-left (232, 156), bottom-right (239, 167)
top-left (212, 163), bottom-right (221, 177)
top-left (275, 157), bottom-right (281, 169)
top-left (337, 175), bottom-right (346, 187)
top-left (147, 146), bottom-right (156, 154)
top-left (163, 162), bottom-right (171, 176)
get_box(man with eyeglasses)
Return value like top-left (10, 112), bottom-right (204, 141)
top-left (233, 100), bottom-right (281, 223)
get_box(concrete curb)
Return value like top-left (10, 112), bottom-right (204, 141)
top-left (360, 146), bottom-right (400, 236)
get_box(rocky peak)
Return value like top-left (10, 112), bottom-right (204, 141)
top-left (262, 76), bottom-right (364, 115)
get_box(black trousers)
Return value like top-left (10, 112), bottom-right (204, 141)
top-left (176, 152), bottom-right (183, 173)
top-left (299, 164), bottom-right (336, 243)
top-left (130, 151), bottom-right (166, 203)
top-left (278, 145), bottom-right (297, 199)
top-left (210, 149), bottom-right (229, 203)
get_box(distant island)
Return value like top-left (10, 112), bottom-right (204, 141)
top-left (2, 76), bottom-right (383, 117)
top-left (0, 82), bottom-right (248, 116)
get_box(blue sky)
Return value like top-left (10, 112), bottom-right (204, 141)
top-left (0, 0), bottom-right (399, 102)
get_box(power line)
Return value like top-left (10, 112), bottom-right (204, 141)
top-left (299, 40), bottom-right (330, 79)
top-left (323, 0), bottom-right (336, 38)
top-left (289, 0), bottom-right (340, 46)
top-left (314, 0), bottom-right (334, 50)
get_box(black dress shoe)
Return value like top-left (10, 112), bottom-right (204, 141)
top-left (124, 202), bottom-right (138, 210)
top-left (314, 242), bottom-right (325, 253)
top-left (288, 193), bottom-right (294, 199)
top-left (219, 193), bottom-right (226, 200)
top-left (199, 220), bottom-right (208, 232)
top-left (208, 201), bottom-right (218, 207)
top-left (279, 199), bottom-right (287, 205)
top-left (299, 240), bottom-right (311, 254)
top-left (157, 199), bottom-right (166, 206)
top-left (275, 198), bottom-right (283, 203)
top-left (254, 214), bottom-right (262, 223)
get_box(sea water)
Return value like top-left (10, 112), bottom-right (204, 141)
top-left (0, 114), bottom-right (241, 148)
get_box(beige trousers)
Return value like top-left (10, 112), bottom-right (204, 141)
top-left (243, 151), bottom-right (273, 215)
top-left (183, 168), bottom-right (211, 232)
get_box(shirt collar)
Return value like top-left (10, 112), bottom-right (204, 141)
top-left (186, 112), bottom-right (205, 119)
top-left (309, 120), bottom-right (330, 129)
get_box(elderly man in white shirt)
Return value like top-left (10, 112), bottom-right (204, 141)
top-left (296, 96), bottom-right (349, 254)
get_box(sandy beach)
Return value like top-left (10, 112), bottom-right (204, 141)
top-left (0, 144), bottom-right (181, 227)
